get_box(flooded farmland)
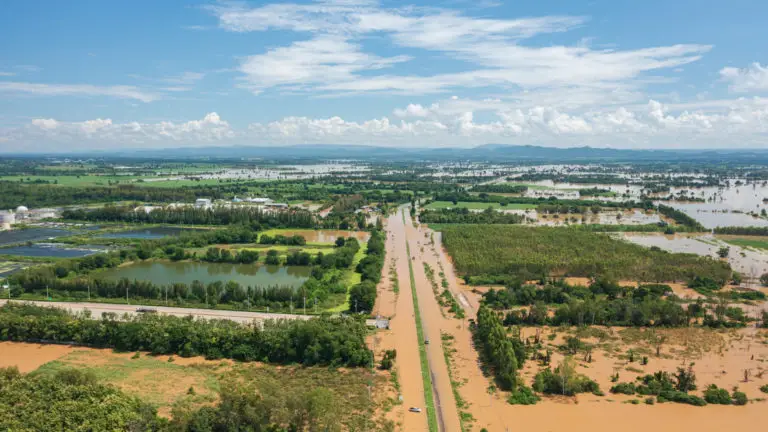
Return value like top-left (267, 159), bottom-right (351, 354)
top-left (619, 232), bottom-right (768, 283)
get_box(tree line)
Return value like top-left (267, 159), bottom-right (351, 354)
top-left (63, 204), bottom-right (315, 228)
top-left (0, 303), bottom-right (373, 366)
top-left (349, 230), bottom-right (386, 314)
top-left (419, 207), bottom-right (526, 224)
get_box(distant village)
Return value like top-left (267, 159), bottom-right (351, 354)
top-left (1, 196), bottom-right (290, 230)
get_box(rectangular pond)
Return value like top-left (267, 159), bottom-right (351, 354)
top-left (0, 243), bottom-right (108, 258)
top-left (97, 227), bottom-right (208, 240)
top-left (0, 228), bottom-right (71, 246)
top-left (97, 260), bottom-right (311, 288)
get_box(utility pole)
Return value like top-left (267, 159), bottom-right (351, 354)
top-left (87, 281), bottom-right (90, 301)
top-left (46, 285), bottom-right (49, 301)
top-left (303, 295), bottom-right (306, 315)
top-left (126, 285), bottom-right (129, 304)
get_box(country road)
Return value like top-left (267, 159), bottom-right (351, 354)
top-left (376, 207), bottom-right (462, 432)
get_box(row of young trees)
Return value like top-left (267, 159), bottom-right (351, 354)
top-left (349, 230), bottom-right (386, 314)
top-left (475, 306), bottom-right (526, 391)
top-left (0, 303), bottom-right (373, 366)
top-left (442, 225), bottom-right (732, 285)
top-left (419, 207), bottom-right (525, 224)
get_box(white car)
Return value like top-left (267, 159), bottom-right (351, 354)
top-left (409, 407), bottom-right (422, 413)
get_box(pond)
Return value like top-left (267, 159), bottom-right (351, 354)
top-left (0, 243), bottom-right (108, 258)
top-left (98, 260), bottom-right (311, 288)
top-left (98, 227), bottom-right (207, 239)
top-left (0, 228), bottom-right (71, 246)
top-left (268, 229), bottom-right (370, 244)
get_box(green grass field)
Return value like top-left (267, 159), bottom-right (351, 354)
top-left (425, 201), bottom-right (536, 210)
top-left (719, 236), bottom-right (768, 251)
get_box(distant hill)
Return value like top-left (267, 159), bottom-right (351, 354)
top-left (10, 143), bottom-right (768, 163)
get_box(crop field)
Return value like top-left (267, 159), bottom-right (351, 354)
top-left (440, 225), bottom-right (732, 283)
top-left (719, 236), bottom-right (768, 251)
top-left (425, 201), bottom-right (536, 210)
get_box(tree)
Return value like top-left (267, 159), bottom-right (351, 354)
top-left (717, 246), bottom-right (730, 258)
top-left (760, 272), bottom-right (768, 287)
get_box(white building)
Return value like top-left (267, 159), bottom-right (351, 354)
top-left (195, 198), bottom-right (212, 209)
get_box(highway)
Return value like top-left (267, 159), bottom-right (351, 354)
top-left (0, 299), bottom-right (382, 327)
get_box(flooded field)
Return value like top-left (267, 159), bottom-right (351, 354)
top-left (98, 227), bottom-right (207, 239)
top-left (0, 342), bottom-right (73, 373)
top-left (0, 243), bottom-right (107, 258)
top-left (0, 228), bottom-right (71, 246)
top-left (268, 229), bottom-right (370, 244)
top-left (98, 260), bottom-right (310, 288)
top-left (620, 233), bottom-right (768, 283)
top-left (534, 209), bottom-right (662, 226)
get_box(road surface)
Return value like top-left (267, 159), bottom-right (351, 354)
top-left (0, 299), bottom-right (382, 326)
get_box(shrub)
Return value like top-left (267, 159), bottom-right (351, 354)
top-left (732, 390), bottom-right (748, 406)
top-left (703, 384), bottom-right (731, 405)
top-left (507, 385), bottom-right (540, 405)
top-left (533, 358), bottom-right (600, 396)
top-left (657, 390), bottom-right (707, 406)
top-left (644, 397), bottom-right (655, 405)
top-left (610, 382), bottom-right (636, 395)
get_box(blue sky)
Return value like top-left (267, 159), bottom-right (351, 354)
top-left (1, 0), bottom-right (767, 151)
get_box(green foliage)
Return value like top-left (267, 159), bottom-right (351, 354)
top-left (442, 225), bottom-right (731, 284)
top-left (732, 390), bottom-right (748, 406)
top-left (507, 385), bottom-right (540, 405)
top-left (657, 390), bottom-right (707, 406)
top-left (379, 349), bottom-right (397, 370)
top-left (0, 303), bottom-right (373, 367)
top-left (0, 367), bottom-right (162, 431)
top-left (475, 306), bottom-right (521, 391)
top-left (420, 207), bottom-right (525, 224)
top-left (610, 382), bottom-right (636, 395)
top-left (703, 384), bottom-right (731, 404)
top-left (64, 204), bottom-right (315, 228)
top-left (532, 357), bottom-right (600, 396)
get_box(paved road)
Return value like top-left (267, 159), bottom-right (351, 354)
top-left (0, 299), bottom-right (382, 326)
top-left (404, 210), bottom-right (463, 432)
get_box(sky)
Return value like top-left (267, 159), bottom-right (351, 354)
top-left (1, 0), bottom-right (767, 152)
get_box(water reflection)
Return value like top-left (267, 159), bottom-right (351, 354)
top-left (99, 260), bottom-right (310, 288)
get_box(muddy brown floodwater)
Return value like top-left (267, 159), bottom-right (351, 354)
top-left (413, 214), bottom-right (768, 432)
top-left (0, 341), bottom-right (73, 372)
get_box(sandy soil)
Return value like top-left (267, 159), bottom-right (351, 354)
top-left (0, 341), bottom-right (73, 372)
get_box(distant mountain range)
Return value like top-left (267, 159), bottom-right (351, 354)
top-left (11, 144), bottom-right (768, 163)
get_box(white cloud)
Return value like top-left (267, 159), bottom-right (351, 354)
top-left (0, 82), bottom-right (159, 103)
top-left (2, 113), bottom-right (233, 150)
top-left (238, 35), bottom-right (410, 94)
top-left (0, 71), bottom-right (16, 77)
top-left (720, 63), bottom-right (768, 92)
top-left (3, 99), bottom-right (768, 150)
top-left (212, 1), bottom-right (709, 98)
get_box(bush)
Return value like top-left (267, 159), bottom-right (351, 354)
top-left (644, 397), bottom-right (655, 405)
top-left (610, 382), bottom-right (636, 395)
top-left (657, 390), bottom-right (707, 406)
top-left (703, 384), bottom-right (731, 405)
top-left (732, 390), bottom-right (748, 406)
top-left (507, 385), bottom-right (540, 405)
top-left (760, 384), bottom-right (768, 394)
top-left (533, 358), bottom-right (600, 396)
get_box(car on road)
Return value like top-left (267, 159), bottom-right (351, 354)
top-left (136, 307), bottom-right (157, 313)
top-left (408, 407), bottom-right (422, 413)
top-left (424, 338), bottom-right (430, 345)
